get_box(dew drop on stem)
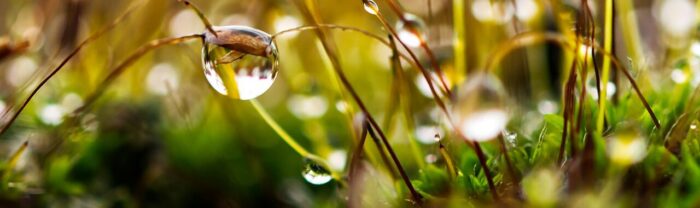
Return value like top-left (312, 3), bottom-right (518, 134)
top-left (363, 0), bottom-right (379, 15)
top-left (452, 72), bottom-right (509, 142)
top-left (301, 158), bottom-right (332, 185)
top-left (396, 13), bottom-right (426, 47)
top-left (201, 25), bottom-right (279, 100)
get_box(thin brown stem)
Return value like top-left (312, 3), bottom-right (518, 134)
top-left (0, 3), bottom-right (140, 137)
top-left (473, 141), bottom-right (499, 200)
top-left (483, 32), bottom-right (660, 128)
top-left (78, 35), bottom-right (202, 113)
top-left (375, 11), bottom-right (450, 120)
top-left (374, 1), bottom-right (452, 97)
top-left (497, 134), bottom-right (518, 181)
top-left (177, 0), bottom-right (217, 37)
top-left (270, 24), bottom-right (415, 65)
top-left (291, 0), bottom-right (422, 203)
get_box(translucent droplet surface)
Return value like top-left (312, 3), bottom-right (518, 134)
top-left (302, 158), bottom-right (332, 185)
top-left (396, 13), bottom-right (426, 47)
top-left (202, 25), bottom-right (279, 100)
top-left (452, 73), bottom-right (509, 142)
top-left (363, 0), bottom-right (379, 15)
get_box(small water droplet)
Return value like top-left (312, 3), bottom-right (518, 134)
top-left (452, 73), bottom-right (509, 142)
top-left (302, 158), bottom-right (332, 185)
top-left (363, 0), bottom-right (379, 15)
top-left (425, 154), bottom-right (438, 164)
top-left (335, 101), bottom-right (349, 113)
top-left (414, 125), bottom-right (441, 144)
top-left (38, 104), bottom-right (65, 126)
top-left (690, 120), bottom-right (698, 130)
top-left (503, 130), bottom-right (517, 146)
top-left (202, 26), bottom-right (279, 100)
top-left (671, 69), bottom-right (688, 83)
top-left (396, 13), bottom-right (426, 47)
top-left (537, 100), bottom-right (558, 114)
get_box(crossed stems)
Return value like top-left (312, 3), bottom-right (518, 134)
top-left (0, 0), bottom-right (658, 204)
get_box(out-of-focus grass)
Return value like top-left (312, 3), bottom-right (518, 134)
top-left (0, 0), bottom-right (700, 207)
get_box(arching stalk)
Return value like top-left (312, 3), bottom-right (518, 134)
top-left (482, 32), bottom-right (660, 129)
top-left (78, 35), bottom-right (203, 112)
top-left (292, 0), bottom-right (422, 203)
top-left (250, 100), bottom-right (345, 184)
top-left (0, 3), bottom-right (141, 137)
top-left (177, 0), bottom-right (218, 37)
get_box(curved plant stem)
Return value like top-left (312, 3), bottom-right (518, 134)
top-left (271, 24), bottom-right (415, 69)
top-left (250, 100), bottom-right (310, 157)
top-left (250, 100), bottom-right (345, 185)
top-left (177, 0), bottom-right (217, 37)
top-left (0, 3), bottom-right (141, 137)
top-left (292, 0), bottom-right (422, 203)
top-left (438, 141), bottom-right (457, 180)
top-left (483, 32), bottom-right (661, 128)
top-left (78, 34), bottom-right (202, 112)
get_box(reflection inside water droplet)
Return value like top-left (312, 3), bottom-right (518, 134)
top-left (302, 159), bottom-right (332, 185)
top-left (363, 0), bottom-right (379, 15)
top-left (201, 26), bottom-right (279, 100)
top-left (452, 73), bottom-right (509, 142)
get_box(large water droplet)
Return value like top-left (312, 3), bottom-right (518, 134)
top-left (302, 158), bottom-right (332, 185)
top-left (201, 25), bottom-right (279, 100)
top-left (363, 0), bottom-right (379, 15)
top-left (396, 13), bottom-right (426, 47)
top-left (452, 73), bottom-right (509, 142)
